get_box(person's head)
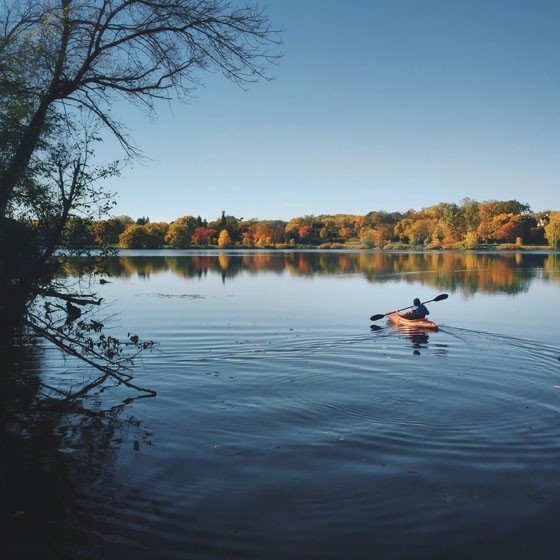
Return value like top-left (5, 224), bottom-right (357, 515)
top-left (413, 298), bottom-right (421, 306)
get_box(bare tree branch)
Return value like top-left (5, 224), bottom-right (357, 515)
top-left (26, 311), bottom-right (157, 399)
top-left (0, 0), bottom-right (282, 216)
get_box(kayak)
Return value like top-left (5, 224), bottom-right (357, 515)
top-left (388, 312), bottom-right (439, 330)
top-left (389, 313), bottom-right (438, 330)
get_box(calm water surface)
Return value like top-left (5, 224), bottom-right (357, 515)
top-left (10, 251), bottom-right (560, 559)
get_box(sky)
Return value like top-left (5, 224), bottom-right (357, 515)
top-left (98, 0), bottom-right (559, 222)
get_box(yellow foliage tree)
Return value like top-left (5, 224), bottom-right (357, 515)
top-left (359, 228), bottom-right (376, 248)
top-left (545, 213), bottom-right (560, 249)
top-left (463, 230), bottom-right (479, 249)
top-left (119, 225), bottom-right (149, 248)
top-left (165, 223), bottom-right (190, 248)
top-left (218, 229), bottom-right (232, 248)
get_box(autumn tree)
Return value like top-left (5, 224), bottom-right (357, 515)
top-left (495, 221), bottom-right (523, 243)
top-left (338, 226), bottom-right (352, 240)
top-left (285, 217), bottom-right (314, 244)
top-left (430, 203), bottom-right (465, 244)
top-left (92, 217), bottom-right (130, 245)
top-left (463, 230), bottom-right (479, 249)
top-left (394, 218), bottom-right (414, 244)
top-left (209, 213), bottom-right (241, 242)
top-left (118, 222), bottom-right (167, 248)
top-left (319, 218), bottom-right (339, 242)
top-left (477, 200), bottom-right (530, 231)
top-left (242, 230), bottom-right (255, 246)
top-left (408, 219), bottom-right (435, 245)
top-left (545, 213), bottom-right (560, 249)
top-left (461, 198), bottom-right (481, 233)
top-left (218, 229), bottom-right (232, 248)
top-left (144, 223), bottom-right (169, 248)
top-left (237, 220), bottom-right (256, 246)
top-left (363, 211), bottom-right (400, 229)
top-left (175, 216), bottom-right (199, 233)
top-left (372, 224), bottom-right (394, 247)
top-left (253, 220), bottom-right (286, 246)
top-left (511, 214), bottom-right (539, 243)
top-left (165, 223), bottom-right (191, 248)
top-left (359, 228), bottom-right (376, 248)
top-left (191, 227), bottom-right (217, 245)
top-left (119, 225), bottom-right (150, 249)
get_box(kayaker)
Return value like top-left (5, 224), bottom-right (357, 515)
top-left (404, 297), bottom-right (429, 319)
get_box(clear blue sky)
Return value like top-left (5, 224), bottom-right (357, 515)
top-left (99, 0), bottom-right (559, 222)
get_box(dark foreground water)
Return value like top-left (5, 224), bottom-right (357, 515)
top-left (3, 251), bottom-right (560, 559)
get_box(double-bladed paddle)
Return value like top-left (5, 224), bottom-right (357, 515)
top-left (369, 293), bottom-right (449, 322)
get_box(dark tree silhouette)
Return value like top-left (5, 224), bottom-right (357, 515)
top-left (0, 0), bottom-right (280, 216)
top-left (0, 0), bottom-right (280, 401)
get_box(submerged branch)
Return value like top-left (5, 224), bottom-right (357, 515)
top-left (35, 289), bottom-right (103, 306)
top-left (25, 316), bottom-right (157, 400)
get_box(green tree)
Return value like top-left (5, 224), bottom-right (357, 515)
top-left (319, 218), bottom-right (338, 241)
top-left (461, 198), bottom-right (481, 232)
top-left (363, 211), bottom-right (401, 229)
top-left (175, 216), bottom-right (198, 233)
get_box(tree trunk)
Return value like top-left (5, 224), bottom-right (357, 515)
top-left (0, 98), bottom-right (51, 218)
top-left (0, 288), bottom-right (30, 345)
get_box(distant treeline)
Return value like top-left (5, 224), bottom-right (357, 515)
top-left (60, 199), bottom-right (560, 250)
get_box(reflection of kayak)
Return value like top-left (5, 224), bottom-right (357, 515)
top-left (388, 312), bottom-right (439, 330)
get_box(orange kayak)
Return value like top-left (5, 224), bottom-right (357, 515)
top-left (388, 312), bottom-right (439, 330)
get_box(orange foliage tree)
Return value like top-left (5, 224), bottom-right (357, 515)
top-left (191, 227), bottom-right (217, 245)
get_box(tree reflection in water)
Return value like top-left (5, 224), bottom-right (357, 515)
top-left (62, 251), bottom-right (560, 296)
top-left (0, 338), bottom-right (147, 559)
top-left (4, 250), bottom-right (557, 556)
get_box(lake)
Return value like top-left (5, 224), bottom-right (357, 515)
top-left (4, 250), bottom-right (560, 559)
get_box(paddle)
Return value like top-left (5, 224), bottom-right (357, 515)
top-left (369, 293), bottom-right (449, 322)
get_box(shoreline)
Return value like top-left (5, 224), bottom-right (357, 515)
top-left (98, 245), bottom-right (559, 254)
